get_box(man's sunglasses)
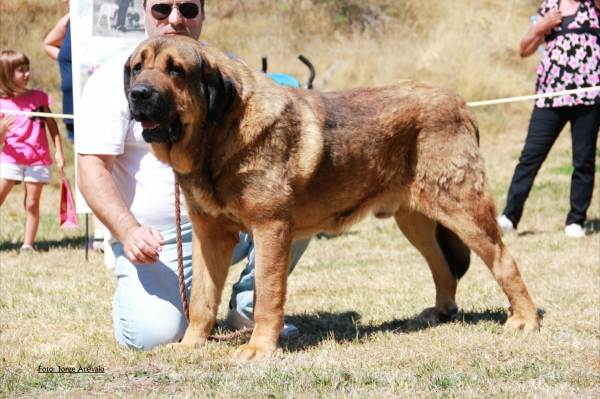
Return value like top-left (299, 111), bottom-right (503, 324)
top-left (151, 2), bottom-right (200, 20)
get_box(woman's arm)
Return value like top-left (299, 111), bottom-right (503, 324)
top-left (43, 106), bottom-right (65, 169)
top-left (519, 8), bottom-right (563, 58)
top-left (44, 13), bottom-right (70, 61)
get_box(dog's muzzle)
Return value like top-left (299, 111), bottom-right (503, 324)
top-left (128, 83), bottom-right (182, 143)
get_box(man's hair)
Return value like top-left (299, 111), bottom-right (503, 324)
top-left (0, 50), bottom-right (30, 98)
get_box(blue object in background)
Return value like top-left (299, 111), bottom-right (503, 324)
top-left (268, 73), bottom-right (301, 88)
top-left (530, 15), bottom-right (546, 54)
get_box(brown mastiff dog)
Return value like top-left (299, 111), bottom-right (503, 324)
top-left (124, 35), bottom-right (539, 360)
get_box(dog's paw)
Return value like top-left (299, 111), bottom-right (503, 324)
top-left (233, 344), bottom-right (276, 361)
top-left (419, 303), bottom-right (458, 322)
top-left (504, 314), bottom-right (539, 332)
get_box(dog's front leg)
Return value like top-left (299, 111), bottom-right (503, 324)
top-left (176, 214), bottom-right (239, 348)
top-left (234, 221), bottom-right (292, 361)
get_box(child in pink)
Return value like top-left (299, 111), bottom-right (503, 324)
top-left (0, 50), bottom-right (65, 252)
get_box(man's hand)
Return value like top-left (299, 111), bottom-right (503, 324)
top-left (123, 225), bottom-right (165, 264)
top-left (78, 153), bottom-right (166, 264)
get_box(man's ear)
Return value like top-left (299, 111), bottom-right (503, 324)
top-left (203, 63), bottom-right (238, 127)
top-left (124, 56), bottom-right (132, 98)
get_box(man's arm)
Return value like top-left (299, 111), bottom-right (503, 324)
top-left (77, 153), bottom-right (165, 264)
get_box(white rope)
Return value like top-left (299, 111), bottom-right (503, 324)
top-left (466, 86), bottom-right (599, 107)
top-left (1, 86), bottom-right (598, 118)
top-left (0, 109), bottom-right (74, 119)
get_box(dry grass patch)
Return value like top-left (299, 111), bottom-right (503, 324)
top-left (2, 123), bottom-right (598, 397)
top-left (2, 0), bottom-right (599, 397)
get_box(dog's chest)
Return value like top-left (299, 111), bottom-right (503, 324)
top-left (183, 184), bottom-right (222, 216)
top-left (179, 176), bottom-right (243, 222)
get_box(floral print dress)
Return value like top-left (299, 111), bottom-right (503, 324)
top-left (535, 0), bottom-right (600, 107)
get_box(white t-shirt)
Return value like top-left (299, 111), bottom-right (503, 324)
top-left (77, 47), bottom-right (189, 233)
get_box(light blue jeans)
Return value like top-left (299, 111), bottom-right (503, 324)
top-left (112, 222), bottom-right (311, 350)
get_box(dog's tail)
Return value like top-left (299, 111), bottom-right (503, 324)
top-left (435, 223), bottom-right (470, 280)
top-left (472, 120), bottom-right (480, 146)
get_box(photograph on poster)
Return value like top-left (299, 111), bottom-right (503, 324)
top-left (74, 0), bottom-right (145, 92)
top-left (92, 0), bottom-right (145, 38)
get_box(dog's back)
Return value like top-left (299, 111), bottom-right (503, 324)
top-left (256, 80), bottom-right (483, 239)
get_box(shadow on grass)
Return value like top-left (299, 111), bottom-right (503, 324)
top-left (0, 236), bottom-right (88, 252)
top-left (516, 219), bottom-right (600, 236)
top-left (315, 231), bottom-right (358, 240)
top-left (584, 218), bottom-right (600, 234)
top-left (516, 230), bottom-right (536, 236)
top-left (287, 307), bottom-right (545, 350)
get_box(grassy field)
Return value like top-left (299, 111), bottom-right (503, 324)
top-left (1, 0), bottom-right (599, 397)
top-left (1, 126), bottom-right (599, 397)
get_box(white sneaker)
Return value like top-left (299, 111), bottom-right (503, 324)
top-left (564, 224), bottom-right (585, 238)
top-left (226, 304), bottom-right (299, 344)
top-left (497, 215), bottom-right (515, 235)
top-left (91, 238), bottom-right (105, 252)
top-left (104, 241), bottom-right (115, 268)
top-left (19, 245), bottom-right (35, 254)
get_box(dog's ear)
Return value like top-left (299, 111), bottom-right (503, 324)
top-left (203, 63), bottom-right (238, 127)
top-left (124, 55), bottom-right (132, 98)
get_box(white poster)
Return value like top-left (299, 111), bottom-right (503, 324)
top-left (71, 0), bottom-right (146, 213)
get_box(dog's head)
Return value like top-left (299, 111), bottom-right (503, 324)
top-left (124, 35), bottom-right (238, 147)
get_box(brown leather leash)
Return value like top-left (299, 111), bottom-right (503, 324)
top-left (174, 174), bottom-right (189, 323)
top-left (174, 174), bottom-right (253, 341)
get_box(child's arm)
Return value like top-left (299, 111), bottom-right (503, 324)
top-left (0, 114), bottom-right (16, 146)
top-left (43, 106), bottom-right (65, 170)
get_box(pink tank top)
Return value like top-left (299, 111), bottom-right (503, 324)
top-left (1, 90), bottom-right (53, 166)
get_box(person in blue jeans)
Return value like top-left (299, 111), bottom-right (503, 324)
top-left (111, 225), bottom-right (309, 349)
top-left (78, 0), bottom-right (311, 350)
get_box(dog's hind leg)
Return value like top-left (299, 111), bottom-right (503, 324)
top-left (394, 210), bottom-right (467, 321)
top-left (175, 214), bottom-right (239, 348)
top-left (425, 192), bottom-right (539, 332)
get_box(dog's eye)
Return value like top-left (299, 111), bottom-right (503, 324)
top-left (167, 66), bottom-right (184, 78)
top-left (133, 63), bottom-right (142, 76)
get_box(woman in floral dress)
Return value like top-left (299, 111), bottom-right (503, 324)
top-left (498, 0), bottom-right (600, 237)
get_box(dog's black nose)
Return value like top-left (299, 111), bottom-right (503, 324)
top-left (130, 85), bottom-right (153, 102)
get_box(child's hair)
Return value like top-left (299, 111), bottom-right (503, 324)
top-left (0, 50), bottom-right (30, 98)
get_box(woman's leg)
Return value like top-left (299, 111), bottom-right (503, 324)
top-left (566, 104), bottom-right (600, 227)
top-left (503, 107), bottom-right (568, 228)
top-left (23, 182), bottom-right (44, 247)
